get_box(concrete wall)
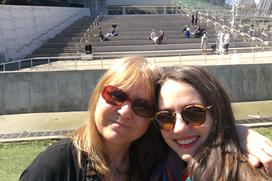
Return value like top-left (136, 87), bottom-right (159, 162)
top-left (1, 63), bottom-right (272, 115)
top-left (0, 5), bottom-right (90, 62)
top-left (205, 64), bottom-right (272, 101)
top-left (0, 70), bottom-right (106, 115)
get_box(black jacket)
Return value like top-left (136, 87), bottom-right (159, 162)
top-left (19, 139), bottom-right (99, 181)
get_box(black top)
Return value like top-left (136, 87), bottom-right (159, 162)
top-left (19, 139), bottom-right (99, 181)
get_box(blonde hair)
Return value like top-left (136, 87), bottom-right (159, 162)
top-left (69, 56), bottom-right (161, 177)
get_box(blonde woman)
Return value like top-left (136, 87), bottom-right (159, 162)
top-left (20, 56), bottom-right (164, 181)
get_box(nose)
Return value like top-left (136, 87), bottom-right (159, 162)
top-left (117, 102), bottom-right (133, 119)
top-left (173, 112), bottom-right (190, 133)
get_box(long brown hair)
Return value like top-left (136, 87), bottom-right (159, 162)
top-left (156, 65), bottom-right (271, 180)
top-left (70, 56), bottom-right (166, 180)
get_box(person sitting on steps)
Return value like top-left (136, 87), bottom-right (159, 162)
top-left (148, 29), bottom-right (159, 44)
top-left (157, 30), bottom-right (166, 45)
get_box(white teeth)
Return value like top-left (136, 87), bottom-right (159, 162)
top-left (177, 137), bottom-right (197, 145)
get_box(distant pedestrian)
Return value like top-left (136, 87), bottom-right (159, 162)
top-left (200, 32), bottom-right (208, 55)
top-left (183, 25), bottom-right (191, 39)
top-left (194, 25), bottom-right (204, 38)
top-left (223, 31), bottom-right (230, 54)
top-left (111, 22), bottom-right (118, 30)
top-left (149, 29), bottom-right (159, 44)
top-left (194, 10), bottom-right (199, 25)
top-left (84, 43), bottom-right (92, 54)
top-left (105, 28), bottom-right (118, 37)
top-left (191, 13), bottom-right (195, 25)
top-left (157, 30), bottom-right (166, 44)
top-left (111, 22), bottom-right (119, 36)
top-left (248, 24), bottom-right (255, 37)
top-left (98, 27), bottom-right (104, 41)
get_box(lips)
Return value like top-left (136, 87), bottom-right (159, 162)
top-left (110, 119), bottom-right (130, 128)
top-left (175, 136), bottom-right (199, 149)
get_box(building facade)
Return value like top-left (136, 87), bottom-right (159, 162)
top-left (1, 0), bottom-right (181, 15)
top-left (225, 0), bottom-right (272, 16)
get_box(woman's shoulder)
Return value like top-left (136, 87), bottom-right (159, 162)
top-left (19, 138), bottom-right (84, 181)
top-left (36, 138), bottom-right (75, 162)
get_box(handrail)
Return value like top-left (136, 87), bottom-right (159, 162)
top-left (192, 9), bottom-right (268, 44)
top-left (75, 15), bottom-right (102, 54)
top-left (1, 47), bottom-right (270, 72)
top-left (16, 10), bottom-right (85, 53)
top-left (261, 32), bottom-right (268, 41)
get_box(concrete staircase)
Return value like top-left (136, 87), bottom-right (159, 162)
top-left (28, 14), bottom-right (254, 60)
top-left (84, 15), bottom-right (253, 59)
top-left (28, 16), bottom-right (96, 58)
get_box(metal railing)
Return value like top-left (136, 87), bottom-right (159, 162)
top-left (76, 15), bottom-right (102, 54)
top-left (175, 1), bottom-right (272, 45)
top-left (2, 5), bottom-right (271, 72)
top-left (1, 47), bottom-right (271, 72)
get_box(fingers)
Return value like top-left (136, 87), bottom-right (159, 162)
top-left (247, 146), bottom-right (272, 175)
top-left (263, 139), bottom-right (272, 156)
top-left (247, 153), bottom-right (260, 167)
top-left (259, 139), bottom-right (272, 175)
top-left (266, 161), bottom-right (272, 176)
top-left (240, 126), bottom-right (272, 175)
top-left (181, 154), bottom-right (193, 163)
top-left (261, 154), bottom-right (272, 176)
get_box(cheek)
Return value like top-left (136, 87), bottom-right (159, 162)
top-left (201, 113), bottom-right (214, 138)
top-left (138, 118), bottom-right (151, 131)
top-left (94, 102), bottom-right (103, 130)
top-left (161, 130), bottom-right (171, 142)
top-left (94, 97), bottom-right (111, 125)
top-left (95, 96), bottom-right (114, 115)
top-left (94, 99), bottom-right (103, 121)
top-left (133, 117), bottom-right (151, 136)
top-left (206, 113), bottom-right (214, 131)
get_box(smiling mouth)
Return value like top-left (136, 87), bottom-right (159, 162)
top-left (175, 136), bottom-right (199, 149)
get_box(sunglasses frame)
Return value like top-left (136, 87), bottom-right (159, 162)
top-left (153, 104), bottom-right (212, 131)
top-left (101, 85), bottom-right (156, 118)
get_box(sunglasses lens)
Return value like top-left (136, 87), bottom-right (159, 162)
top-left (102, 85), bottom-right (154, 118)
top-left (182, 106), bottom-right (206, 126)
top-left (132, 99), bottom-right (155, 118)
top-left (154, 111), bottom-right (175, 131)
top-left (102, 86), bottom-right (127, 106)
top-left (154, 105), bottom-right (210, 130)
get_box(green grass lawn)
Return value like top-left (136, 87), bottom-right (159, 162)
top-left (0, 127), bottom-right (271, 181)
top-left (0, 139), bottom-right (58, 181)
top-left (253, 127), bottom-right (272, 139)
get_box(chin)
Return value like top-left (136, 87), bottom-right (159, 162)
top-left (171, 145), bottom-right (198, 161)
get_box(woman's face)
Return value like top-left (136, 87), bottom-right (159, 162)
top-left (94, 82), bottom-right (152, 147)
top-left (158, 79), bottom-right (213, 161)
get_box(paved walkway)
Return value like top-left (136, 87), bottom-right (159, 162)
top-left (0, 100), bottom-right (272, 142)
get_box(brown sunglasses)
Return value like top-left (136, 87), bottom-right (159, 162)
top-left (153, 104), bottom-right (212, 131)
top-left (101, 85), bottom-right (156, 118)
